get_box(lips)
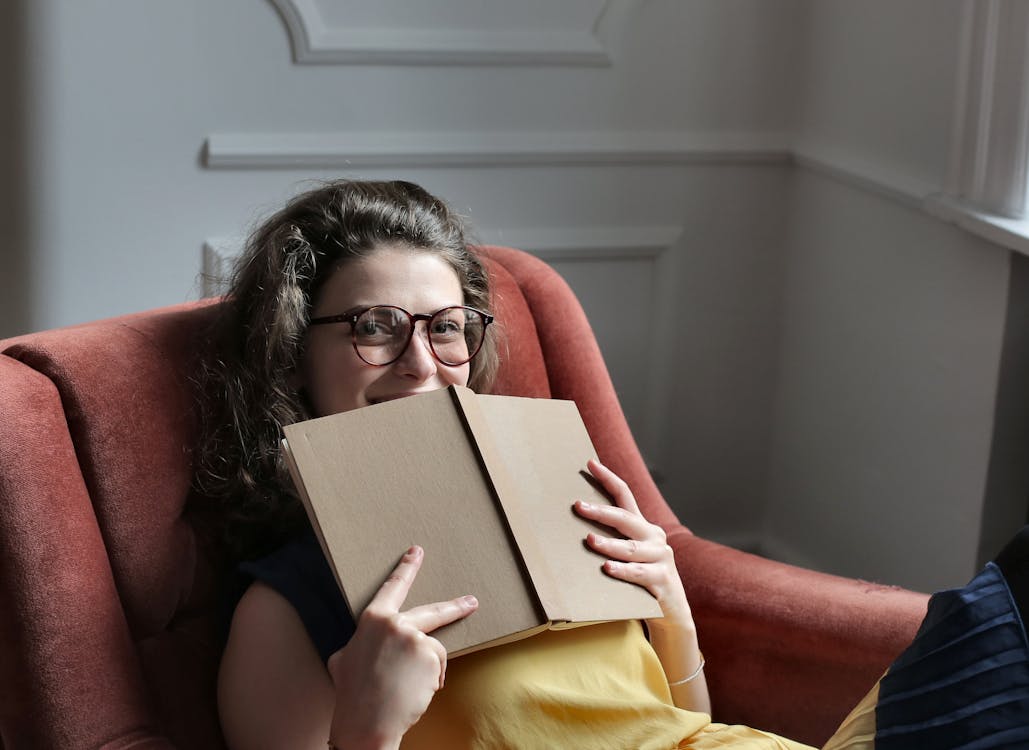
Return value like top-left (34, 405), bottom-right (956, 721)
top-left (369, 391), bottom-right (428, 405)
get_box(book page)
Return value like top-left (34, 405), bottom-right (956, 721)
top-left (469, 393), bottom-right (663, 624)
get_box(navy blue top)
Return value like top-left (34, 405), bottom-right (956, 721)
top-left (238, 530), bottom-right (356, 663)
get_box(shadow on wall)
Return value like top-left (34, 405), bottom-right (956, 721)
top-left (0, 0), bottom-right (32, 339)
top-left (980, 253), bottom-right (1029, 568)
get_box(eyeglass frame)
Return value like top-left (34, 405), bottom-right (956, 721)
top-left (307, 304), bottom-right (495, 367)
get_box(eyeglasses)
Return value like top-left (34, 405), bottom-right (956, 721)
top-left (308, 305), bottom-right (494, 367)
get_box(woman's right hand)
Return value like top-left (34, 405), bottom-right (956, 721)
top-left (326, 545), bottom-right (478, 750)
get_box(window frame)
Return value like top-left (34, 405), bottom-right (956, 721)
top-left (945, 0), bottom-right (1029, 220)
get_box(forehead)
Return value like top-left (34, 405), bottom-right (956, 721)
top-left (313, 245), bottom-right (464, 313)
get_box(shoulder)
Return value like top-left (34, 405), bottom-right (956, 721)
top-left (239, 531), bottom-right (357, 661)
top-left (218, 582), bottom-right (335, 750)
top-left (227, 580), bottom-right (316, 652)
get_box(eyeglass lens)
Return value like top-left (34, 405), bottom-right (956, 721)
top-left (353, 306), bottom-right (485, 366)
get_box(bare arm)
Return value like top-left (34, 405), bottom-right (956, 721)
top-left (575, 459), bottom-right (712, 715)
top-left (218, 582), bottom-right (336, 750)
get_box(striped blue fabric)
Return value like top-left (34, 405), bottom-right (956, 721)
top-left (875, 562), bottom-right (1029, 749)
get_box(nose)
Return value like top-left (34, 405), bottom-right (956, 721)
top-left (393, 322), bottom-right (438, 380)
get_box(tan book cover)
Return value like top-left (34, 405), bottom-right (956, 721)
top-left (281, 385), bottom-right (662, 658)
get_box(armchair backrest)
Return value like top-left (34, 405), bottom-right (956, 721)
top-left (0, 246), bottom-right (677, 748)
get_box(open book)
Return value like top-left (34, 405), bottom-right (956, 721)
top-left (281, 385), bottom-right (662, 657)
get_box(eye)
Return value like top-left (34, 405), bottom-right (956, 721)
top-left (353, 310), bottom-right (401, 342)
top-left (356, 319), bottom-right (387, 335)
top-left (430, 312), bottom-right (464, 340)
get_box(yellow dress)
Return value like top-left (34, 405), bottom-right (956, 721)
top-left (403, 620), bottom-right (814, 750)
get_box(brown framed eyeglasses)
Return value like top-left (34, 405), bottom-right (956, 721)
top-left (308, 305), bottom-right (494, 367)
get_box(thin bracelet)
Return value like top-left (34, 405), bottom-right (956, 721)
top-left (667, 653), bottom-right (705, 687)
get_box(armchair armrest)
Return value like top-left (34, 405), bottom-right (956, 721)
top-left (0, 355), bottom-right (164, 749)
top-left (669, 529), bottom-right (928, 747)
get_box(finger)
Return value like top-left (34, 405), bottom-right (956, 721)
top-left (575, 499), bottom-right (656, 542)
top-left (603, 558), bottom-right (689, 619)
top-left (411, 630), bottom-right (449, 690)
top-left (602, 559), bottom-right (655, 587)
top-left (402, 594), bottom-right (479, 634)
top-left (586, 532), bottom-right (670, 563)
top-left (368, 545), bottom-right (424, 612)
top-left (587, 459), bottom-right (641, 514)
top-left (428, 634), bottom-right (448, 690)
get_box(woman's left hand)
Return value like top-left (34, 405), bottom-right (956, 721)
top-left (574, 458), bottom-right (711, 713)
top-left (573, 459), bottom-right (693, 630)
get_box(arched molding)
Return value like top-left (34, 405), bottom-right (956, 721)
top-left (269, 0), bottom-right (616, 66)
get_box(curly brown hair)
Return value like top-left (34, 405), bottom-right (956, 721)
top-left (193, 179), bottom-right (499, 560)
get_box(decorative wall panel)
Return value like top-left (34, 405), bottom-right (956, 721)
top-left (270, 0), bottom-right (615, 66)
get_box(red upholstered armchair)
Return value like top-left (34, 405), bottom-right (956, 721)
top-left (0, 246), bottom-right (928, 749)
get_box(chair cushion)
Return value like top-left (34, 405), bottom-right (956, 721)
top-left (0, 353), bottom-right (169, 748)
top-left (3, 303), bottom-right (225, 748)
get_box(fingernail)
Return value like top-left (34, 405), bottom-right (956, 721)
top-left (463, 595), bottom-right (478, 607)
top-left (406, 545), bottom-right (422, 559)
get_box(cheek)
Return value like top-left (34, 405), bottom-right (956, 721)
top-left (301, 341), bottom-right (370, 414)
top-left (445, 363), bottom-right (472, 388)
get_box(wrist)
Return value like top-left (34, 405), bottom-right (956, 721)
top-left (646, 612), bottom-right (696, 639)
top-left (327, 732), bottom-right (402, 750)
top-left (329, 715), bottom-right (403, 750)
top-left (666, 652), bottom-right (706, 687)
top-left (647, 590), bottom-right (695, 633)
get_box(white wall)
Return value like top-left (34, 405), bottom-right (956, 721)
top-left (765, 0), bottom-right (1028, 592)
top-left (794, 0), bottom-right (961, 187)
top-left (4, 0), bottom-right (1026, 593)
top-left (14, 0), bottom-right (799, 335)
top-left (766, 170), bottom-right (1010, 591)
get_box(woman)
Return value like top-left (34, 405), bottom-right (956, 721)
top-left (198, 180), bottom-right (1028, 750)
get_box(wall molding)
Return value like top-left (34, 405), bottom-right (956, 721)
top-left (479, 225), bottom-right (682, 468)
top-left (204, 131), bottom-right (793, 169)
top-left (201, 238), bottom-right (242, 298)
top-left (478, 225), bottom-right (681, 261)
top-left (793, 142), bottom-right (1029, 256)
top-left (924, 194), bottom-right (1029, 256)
top-left (202, 131), bottom-right (1029, 254)
top-left (269, 0), bottom-right (612, 67)
top-left (791, 144), bottom-right (934, 211)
